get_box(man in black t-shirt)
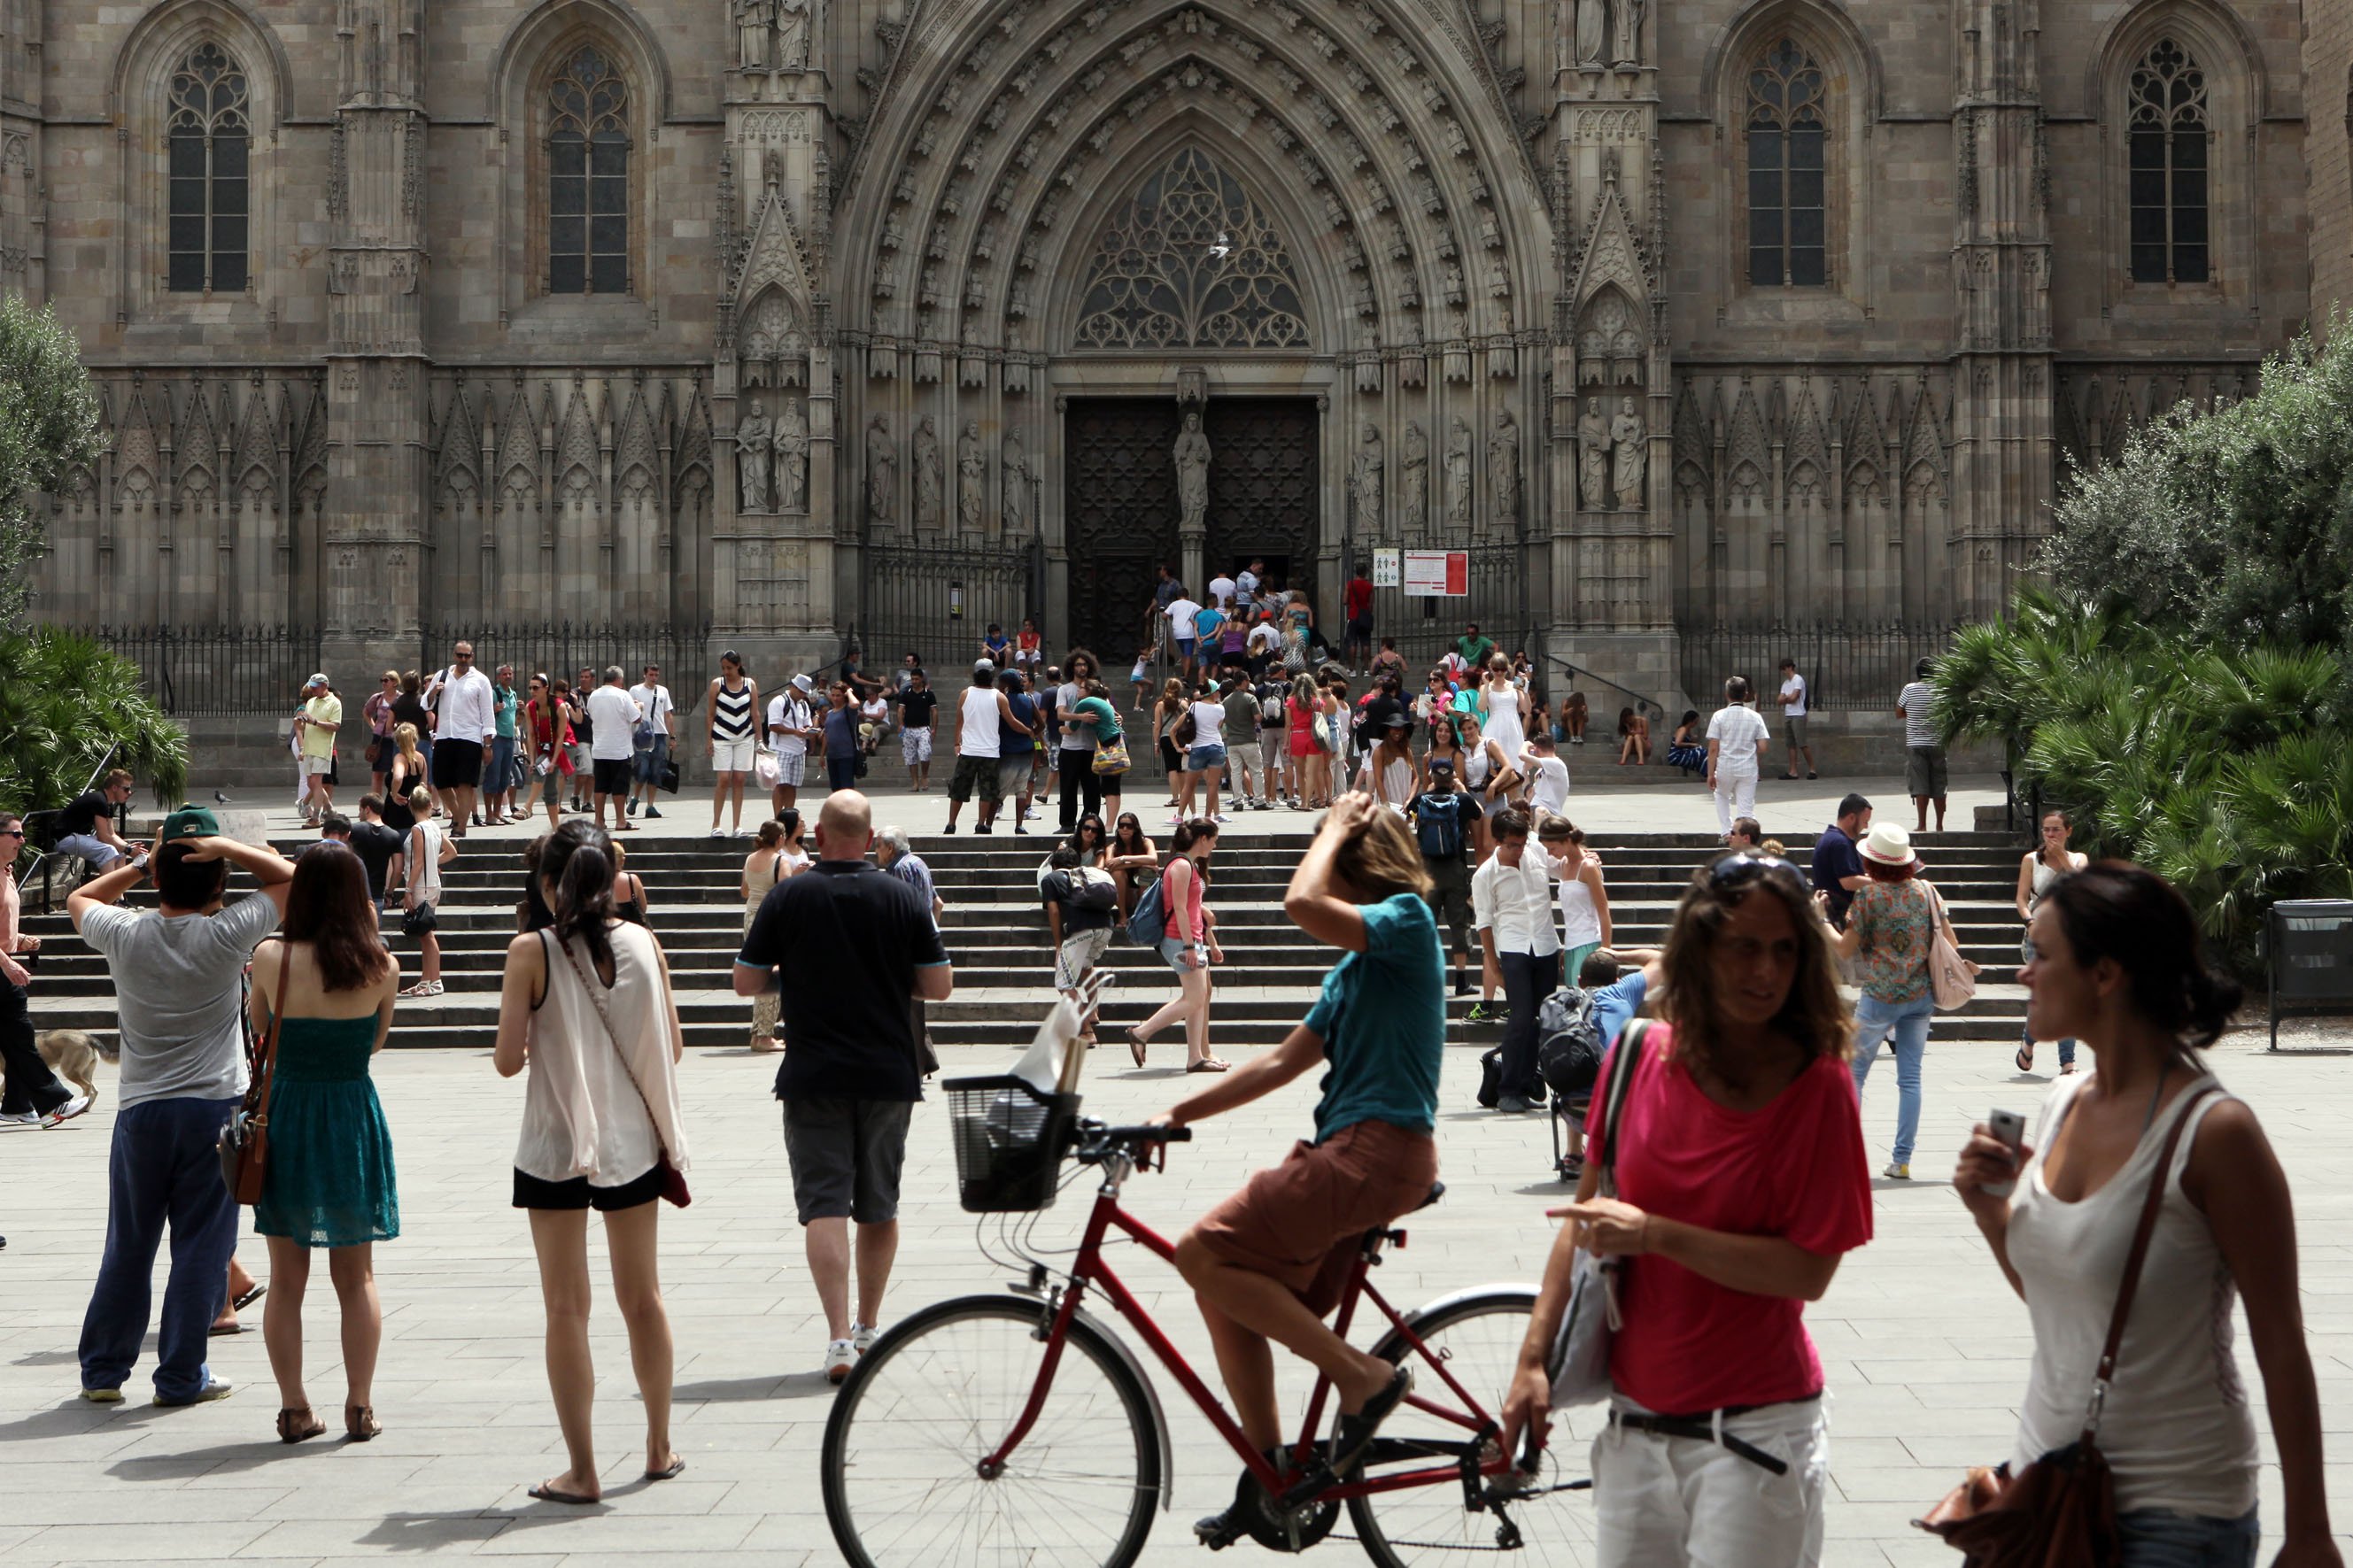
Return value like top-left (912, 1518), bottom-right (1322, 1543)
top-left (52, 770), bottom-right (139, 870)
top-left (321, 799), bottom-right (404, 904)
top-left (894, 670), bottom-right (940, 792)
top-left (733, 790), bottom-right (953, 1383)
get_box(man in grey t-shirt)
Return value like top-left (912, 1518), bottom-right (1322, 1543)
top-left (70, 807), bottom-right (294, 1406)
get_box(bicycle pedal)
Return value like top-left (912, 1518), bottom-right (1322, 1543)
top-left (1192, 1511), bottom-right (1245, 1551)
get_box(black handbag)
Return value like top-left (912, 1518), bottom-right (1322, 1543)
top-left (657, 757), bottom-right (682, 794)
top-left (400, 902), bottom-right (437, 938)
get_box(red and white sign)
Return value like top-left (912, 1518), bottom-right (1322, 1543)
top-left (1401, 550), bottom-right (1469, 597)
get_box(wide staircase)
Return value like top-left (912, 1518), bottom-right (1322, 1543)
top-left (22, 824), bottom-right (2035, 1053)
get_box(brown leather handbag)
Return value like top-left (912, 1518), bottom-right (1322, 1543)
top-left (1914, 1083), bottom-right (2216, 1566)
top-left (218, 946), bottom-right (294, 1205)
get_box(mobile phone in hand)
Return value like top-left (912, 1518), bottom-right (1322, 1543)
top-left (1983, 1108), bottom-right (2027, 1199)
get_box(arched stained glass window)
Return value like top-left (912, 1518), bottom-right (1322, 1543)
top-left (548, 47), bottom-right (630, 296)
top-left (1072, 148), bottom-right (1310, 351)
top-left (2128, 39), bottom-right (2209, 284)
top-left (1745, 39), bottom-right (1827, 289)
top-left (167, 44), bottom-right (250, 294)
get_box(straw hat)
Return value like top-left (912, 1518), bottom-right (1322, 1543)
top-left (1857, 821), bottom-right (1920, 868)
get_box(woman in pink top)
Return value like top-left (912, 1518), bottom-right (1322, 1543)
top-left (1501, 852), bottom-right (1871, 1566)
top-left (1122, 817), bottom-right (1226, 1072)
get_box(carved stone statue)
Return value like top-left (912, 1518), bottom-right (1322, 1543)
top-left (865, 414), bottom-right (895, 530)
top-left (1488, 410), bottom-right (1521, 530)
top-left (1578, 399), bottom-right (1611, 510)
top-left (1003, 432), bottom-right (1031, 536)
top-left (1611, 395), bottom-right (1648, 508)
top-left (1173, 410), bottom-right (1211, 535)
top-left (775, 0), bottom-right (811, 70)
top-left (1400, 421), bottom-right (1429, 535)
top-left (1575, 0), bottom-right (1606, 66)
top-left (957, 420), bottom-right (986, 535)
top-left (1552, 0), bottom-right (1573, 73)
top-left (1613, 0), bottom-right (1645, 66)
top-left (772, 397), bottom-right (808, 513)
top-left (1351, 422), bottom-right (1383, 533)
top-left (1444, 419), bottom-right (1473, 530)
top-left (914, 415), bottom-right (944, 532)
top-left (736, 398), bottom-right (771, 513)
top-left (734, 0), bottom-right (773, 70)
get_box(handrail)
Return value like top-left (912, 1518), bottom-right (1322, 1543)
top-left (1538, 653), bottom-right (1670, 730)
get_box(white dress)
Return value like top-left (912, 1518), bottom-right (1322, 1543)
top-left (1479, 682), bottom-right (1525, 762)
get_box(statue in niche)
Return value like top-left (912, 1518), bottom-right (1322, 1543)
top-left (1173, 410), bottom-right (1211, 535)
top-left (1574, 0), bottom-right (1606, 66)
top-left (1400, 421), bottom-right (1428, 535)
top-left (737, 398), bottom-right (772, 513)
top-left (734, 0), bottom-right (773, 70)
top-left (1552, 0), bottom-right (1572, 72)
top-left (1444, 419), bottom-right (1473, 531)
top-left (1488, 411), bottom-right (1521, 531)
top-left (865, 414), bottom-right (895, 530)
top-left (775, 0), bottom-right (811, 70)
top-left (957, 420), bottom-right (986, 535)
top-left (914, 416), bottom-right (944, 531)
top-left (1611, 395), bottom-right (1648, 508)
top-left (1003, 432), bottom-right (1032, 537)
top-left (1350, 423), bottom-right (1383, 533)
top-left (1578, 399), bottom-right (1611, 510)
top-left (772, 398), bottom-right (808, 513)
top-left (1613, 0), bottom-right (1644, 66)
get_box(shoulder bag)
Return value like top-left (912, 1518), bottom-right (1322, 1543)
top-left (549, 929), bottom-right (692, 1207)
top-left (218, 943), bottom-right (295, 1204)
top-left (1926, 884), bottom-right (1978, 1011)
top-left (1914, 1082), bottom-right (2218, 1566)
top-left (1544, 1019), bottom-right (1653, 1408)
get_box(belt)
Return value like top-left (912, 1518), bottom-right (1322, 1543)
top-left (1606, 1392), bottom-right (1820, 1478)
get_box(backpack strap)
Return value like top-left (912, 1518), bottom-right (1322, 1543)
top-left (1594, 1020), bottom-right (1651, 1199)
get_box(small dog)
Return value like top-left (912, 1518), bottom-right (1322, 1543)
top-left (35, 1029), bottom-right (101, 1109)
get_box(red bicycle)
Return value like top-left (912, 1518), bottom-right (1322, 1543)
top-left (820, 1079), bottom-right (1591, 1568)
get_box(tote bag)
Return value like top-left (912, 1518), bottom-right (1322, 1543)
top-left (1545, 1020), bottom-right (1652, 1409)
top-left (1926, 884), bottom-right (1977, 1011)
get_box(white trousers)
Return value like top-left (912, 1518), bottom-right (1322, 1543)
top-left (1713, 769), bottom-right (1759, 835)
top-left (1591, 1396), bottom-right (1829, 1568)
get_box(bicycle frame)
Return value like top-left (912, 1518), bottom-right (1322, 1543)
top-left (981, 1167), bottom-right (1531, 1505)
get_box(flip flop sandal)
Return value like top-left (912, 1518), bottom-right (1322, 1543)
top-left (232, 1284), bottom-right (267, 1311)
top-left (1187, 1058), bottom-right (1231, 1073)
top-left (528, 1482), bottom-right (600, 1506)
top-left (1127, 1028), bottom-right (1149, 1068)
top-left (2015, 1045), bottom-right (2034, 1072)
top-left (645, 1456), bottom-right (686, 1482)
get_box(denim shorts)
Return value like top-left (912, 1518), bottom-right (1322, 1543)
top-left (1187, 743), bottom-right (1227, 773)
top-left (2117, 1507), bottom-right (2258, 1568)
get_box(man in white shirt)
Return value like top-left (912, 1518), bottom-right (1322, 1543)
top-left (1235, 558), bottom-right (1264, 603)
top-left (626, 662), bottom-right (677, 820)
top-left (1705, 676), bottom-right (1772, 838)
top-left (584, 666), bottom-right (644, 832)
top-left (1206, 570), bottom-right (1236, 608)
top-left (945, 660), bottom-right (1033, 836)
top-left (766, 673), bottom-right (821, 814)
top-left (1775, 657), bottom-right (1815, 780)
top-left (421, 640), bottom-right (497, 839)
top-left (1471, 806), bottom-right (1560, 1115)
top-left (1164, 592), bottom-right (1204, 680)
top-left (1520, 733), bottom-right (1570, 819)
top-left (1244, 613), bottom-right (1281, 677)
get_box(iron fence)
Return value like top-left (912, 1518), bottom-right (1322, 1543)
top-left (1676, 621), bottom-right (1962, 713)
top-left (72, 624), bottom-right (322, 715)
top-left (417, 624), bottom-right (712, 689)
top-left (1353, 545), bottom-right (1529, 677)
top-left (854, 540), bottom-right (1043, 676)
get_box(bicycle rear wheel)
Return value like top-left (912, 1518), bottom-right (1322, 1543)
top-left (822, 1294), bottom-right (1162, 1568)
top-left (1345, 1286), bottom-right (1595, 1568)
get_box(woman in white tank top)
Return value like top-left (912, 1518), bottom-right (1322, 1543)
top-left (494, 821), bottom-right (688, 1507)
top-left (1953, 863), bottom-right (2334, 1566)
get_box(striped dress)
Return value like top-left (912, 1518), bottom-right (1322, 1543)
top-left (711, 679), bottom-right (756, 742)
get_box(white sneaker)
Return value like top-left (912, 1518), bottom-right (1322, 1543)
top-left (851, 1322), bottom-right (879, 1355)
top-left (42, 1093), bottom-right (91, 1127)
top-left (824, 1339), bottom-right (857, 1385)
top-left (1211, 812), bottom-right (1230, 823)
top-left (0, 1109), bottom-right (39, 1125)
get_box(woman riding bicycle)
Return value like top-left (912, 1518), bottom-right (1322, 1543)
top-left (1156, 792), bottom-right (1443, 1541)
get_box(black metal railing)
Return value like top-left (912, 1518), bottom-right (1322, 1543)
top-left (72, 625), bottom-right (323, 715)
top-left (1676, 622), bottom-right (1961, 713)
top-left (417, 624), bottom-right (712, 689)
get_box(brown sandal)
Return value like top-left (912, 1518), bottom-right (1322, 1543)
top-left (344, 1404), bottom-right (381, 1441)
top-left (277, 1407), bottom-right (327, 1444)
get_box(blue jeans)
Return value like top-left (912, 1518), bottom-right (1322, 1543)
top-left (2118, 1508), bottom-right (2259, 1568)
top-left (79, 1095), bottom-right (242, 1400)
top-left (1850, 993), bottom-right (1933, 1165)
top-left (633, 733), bottom-right (670, 785)
top-left (488, 735), bottom-right (517, 798)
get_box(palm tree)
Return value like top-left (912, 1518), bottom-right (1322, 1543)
top-left (0, 626), bottom-right (187, 812)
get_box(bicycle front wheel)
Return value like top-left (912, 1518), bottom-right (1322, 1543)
top-left (822, 1294), bottom-right (1163, 1568)
top-left (1346, 1286), bottom-right (1595, 1568)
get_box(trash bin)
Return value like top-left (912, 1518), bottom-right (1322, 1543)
top-left (2265, 900), bottom-right (2353, 1049)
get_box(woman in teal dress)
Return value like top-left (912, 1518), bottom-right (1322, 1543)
top-left (248, 840), bottom-right (400, 1445)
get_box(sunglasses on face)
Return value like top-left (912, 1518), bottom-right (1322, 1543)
top-left (0, 829), bottom-right (23, 838)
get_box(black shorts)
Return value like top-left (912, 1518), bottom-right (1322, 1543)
top-left (592, 756), bottom-right (633, 796)
top-left (1346, 615), bottom-right (1374, 641)
top-left (513, 1162), bottom-right (664, 1212)
top-left (431, 738), bottom-right (484, 789)
top-left (782, 1096), bottom-right (914, 1224)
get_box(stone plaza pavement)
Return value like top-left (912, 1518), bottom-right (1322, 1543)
top-left (2, 1014), bottom-right (2349, 1566)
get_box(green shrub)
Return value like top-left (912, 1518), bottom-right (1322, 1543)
top-left (0, 626), bottom-right (187, 814)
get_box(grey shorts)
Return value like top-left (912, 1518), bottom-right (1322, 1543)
top-left (1783, 714), bottom-right (1809, 749)
top-left (772, 749), bottom-right (807, 787)
top-left (997, 755), bottom-right (1033, 797)
top-left (1907, 745), bottom-right (1948, 799)
top-left (781, 1096), bottom-right (915, 1225)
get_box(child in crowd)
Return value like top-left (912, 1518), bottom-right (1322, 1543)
top-left (980, 622), bottom-right (1011, 666)
top-left (1563, 691), bottom-right (1589, 745)
top-left (1013, 618), bottom-right (1044, 677)
top-left (1130, 648), bottom-right (1154, 711)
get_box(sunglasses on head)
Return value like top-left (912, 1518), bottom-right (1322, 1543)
top-left (1708, 853), bottom-right (1807, 890)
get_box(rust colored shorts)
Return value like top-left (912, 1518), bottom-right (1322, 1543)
top-left (1192, 1119), bottom-right (1439, 1317)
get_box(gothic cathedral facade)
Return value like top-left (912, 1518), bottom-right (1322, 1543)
top-left (0, 0), bottom-right (2319, 706)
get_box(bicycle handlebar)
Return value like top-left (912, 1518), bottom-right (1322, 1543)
top-left (1078, 1122), bottom-right (1192, 1148)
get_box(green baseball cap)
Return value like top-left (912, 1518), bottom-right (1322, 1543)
top-left (159, 805), bottom-right (221, 842)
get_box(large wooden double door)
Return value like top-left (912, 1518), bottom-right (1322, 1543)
top-left (1063, 397), bottom-right (1317, 659)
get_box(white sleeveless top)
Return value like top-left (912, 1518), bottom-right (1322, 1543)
top-left (2004, 1073), bottom-right (2256, 1517)
top-left (1556, 865), bottom-right (1604, 948)
top-left (959, 686), bottom-right (1002, 759)
top-left (515, 921), bottom-right (689, 1187)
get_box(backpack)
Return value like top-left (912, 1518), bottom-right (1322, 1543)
top-left (1068, 867), bottom-right (1118, 913)
top-left (1476, 1046), bottom-right (1504, 1109)
top-left (1122, 870), bottom-right (1166, 945)
top-left (1536, 985), bottom-right (1607, 1100)
top-left (1413, 792), bottom-right (1467, 861)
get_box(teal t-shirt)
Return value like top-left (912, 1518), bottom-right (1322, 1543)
top-left (492, 685), bottom-right (519, 739)
top-left (1304, 892), bottom-right (1444, 1141)
top-left (1069, 694), bottom-right (1122, 743)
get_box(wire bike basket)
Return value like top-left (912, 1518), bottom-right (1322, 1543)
top-left (942, 1075), bottom-right (1082, 1213)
